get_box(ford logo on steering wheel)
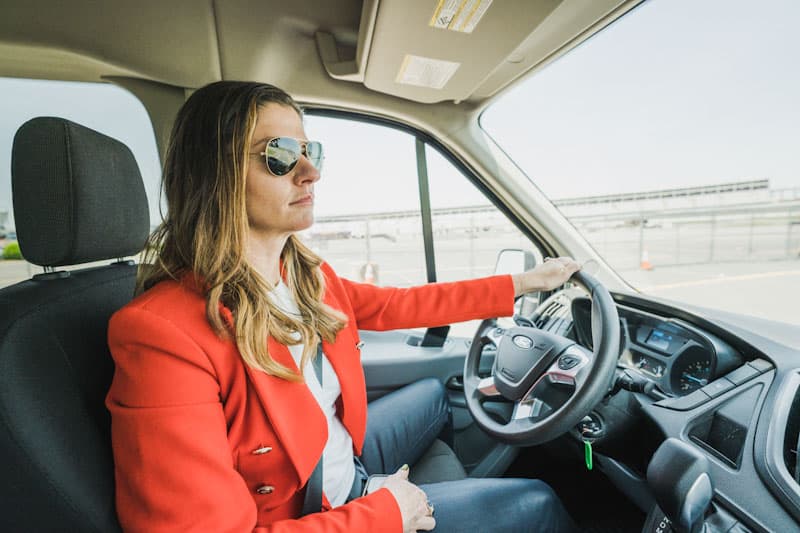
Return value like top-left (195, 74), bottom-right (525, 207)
top-left (512, 335), bottom-right (533, 349)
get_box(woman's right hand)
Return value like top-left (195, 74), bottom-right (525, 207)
top-left (383, 465), bottom-right (436, 532)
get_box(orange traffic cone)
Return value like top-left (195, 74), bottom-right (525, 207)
top-left (640, 250), bottom-right (653, 270)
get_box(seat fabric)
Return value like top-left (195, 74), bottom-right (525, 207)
top-left (410, 439), bottom-right (468, 485)
top-left (0, 266), bottom-right (135, 532)
top-left (0, 116), bottom-right (148, 532)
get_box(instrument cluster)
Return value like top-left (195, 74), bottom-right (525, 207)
top-left (570, 298), bottom-right (742, 397)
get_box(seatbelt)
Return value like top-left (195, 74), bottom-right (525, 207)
top-left (301, 341), bottom-right (324, 515)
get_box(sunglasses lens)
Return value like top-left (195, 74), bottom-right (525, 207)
top-left (305, 141), bottom-right (324, 170)
top-left (264, 138), bottom-right (324, 175)
top-left (266, 137), bottom-right (301, 176)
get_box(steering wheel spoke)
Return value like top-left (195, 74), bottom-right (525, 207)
top-left (511, 397), bottom-right (549, 421)
top-left (476, 376), bottom-right (502, 398)
top-left (485, 325), bottom-right (505, 347)
top-left (540, 344), bottom-right (594, 389)
top-left (508, 344), bottom-right (591, 421)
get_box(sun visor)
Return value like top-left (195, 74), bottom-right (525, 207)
top-left (364, 0), bottom-right (560, 104)
top-left (316, 0), bottom-right (634, 105)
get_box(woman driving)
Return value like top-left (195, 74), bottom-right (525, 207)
top-left (106, 81), bottom-right (578, 532)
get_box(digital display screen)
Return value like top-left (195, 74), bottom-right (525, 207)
top-left (645, 329), bottom-right (684, 352)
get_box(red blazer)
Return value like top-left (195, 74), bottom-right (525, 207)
top-left (106, 263), bottom-right (514, 532)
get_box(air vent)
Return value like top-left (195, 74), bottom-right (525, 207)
top-left (784, 383), bottom-right (800, 480)
top-left (534, 301), bottom-right (561, 327)
top-left (534, 295), bottom-right (573, 336)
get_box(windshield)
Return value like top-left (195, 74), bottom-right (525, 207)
top-left (481, 0), bottom-right (800, 326)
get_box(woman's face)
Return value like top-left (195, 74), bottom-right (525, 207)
top-left (245, 103), bottom-right (320, 240)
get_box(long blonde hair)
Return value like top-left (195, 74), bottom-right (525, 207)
top-left (139, 81), bottom-right (347, 381)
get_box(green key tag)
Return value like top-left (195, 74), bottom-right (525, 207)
top-left (583, 440), bottom-right (593, 471)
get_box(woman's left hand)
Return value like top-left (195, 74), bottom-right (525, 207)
top-left (511, 256), bottom-right (581, 296)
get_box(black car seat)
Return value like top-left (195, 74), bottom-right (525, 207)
top-left (0, 117), bottom-right (149, 532)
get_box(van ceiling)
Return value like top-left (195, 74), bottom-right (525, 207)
top-left (0, 0), bottom-right (637, 107)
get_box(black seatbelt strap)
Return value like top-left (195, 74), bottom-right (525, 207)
top-left (301, 341), bottom-right (324, 515)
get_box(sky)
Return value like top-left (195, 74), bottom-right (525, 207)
top-left (1, 0), bottom-right (798, 226)
top-left (482, 0), bottom-right (800, 199)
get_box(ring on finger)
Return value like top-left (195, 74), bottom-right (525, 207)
top-left (426, 501), bottom-right (435, 516)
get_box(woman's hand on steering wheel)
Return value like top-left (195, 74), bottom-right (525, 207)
top-left (383, 465), bottom-right (435, 532)
top-left (512, 256), bottom-right (581, 296)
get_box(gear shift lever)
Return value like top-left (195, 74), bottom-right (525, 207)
top-left (646, 438), bottom-right (713, 533)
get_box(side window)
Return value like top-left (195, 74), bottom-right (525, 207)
top-left (426, 145), bottom-right (543, 337)
top-left (303, 115), bottom-right (427, 286)
top-left (305, 113), bottom-right (545, 338)
top-left (0, 77), bottom-right (161, 288)
top-left (426, 145), bottom-right (538, 282)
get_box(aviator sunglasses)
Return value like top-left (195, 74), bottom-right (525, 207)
top-left (256, 136), bottom-right (324, 176)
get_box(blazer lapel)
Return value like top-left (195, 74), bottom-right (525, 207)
top-left (220, 303), bottom-right (327, 484)
top-left (244, 341), bottom-right (327, 484)
top-left (319, 289), bottom-right (368, 454)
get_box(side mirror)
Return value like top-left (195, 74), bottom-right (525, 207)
top-left (494, 248), bottom-right (536, 276)
top-left (494, 249), bottom-right (539, 317)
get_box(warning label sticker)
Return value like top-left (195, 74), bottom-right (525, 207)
top-left (429, 0), bottom-right (493, 33)
top-left (396, 54), bottom-right (461, 90)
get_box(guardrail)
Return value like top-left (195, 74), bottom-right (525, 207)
top-left (570, 200), bottom-right (800, 270)
top-left (309, 196), bottom-right (800, 277)
top-left (3, 186), bottom-right (797, 288)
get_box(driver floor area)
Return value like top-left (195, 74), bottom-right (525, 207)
top-left (506, 445), bottom-right (646, 532)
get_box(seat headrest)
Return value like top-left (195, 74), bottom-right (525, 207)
top-left (11, 117), bottom-right (150, 267)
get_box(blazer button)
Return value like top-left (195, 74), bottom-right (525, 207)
top-left (252, 446), bottom-right (273, 455)
top-left (256, 485), bottom-right (275, 495)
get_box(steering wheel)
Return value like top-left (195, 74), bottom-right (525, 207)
top-left (463, 271), bottom-right (620, 446)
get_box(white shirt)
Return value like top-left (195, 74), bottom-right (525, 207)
top-left (269, 281), bottom-right (356, 507)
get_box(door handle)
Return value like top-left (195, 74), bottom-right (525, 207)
top-left (446, 375), bottom-right (463, 391)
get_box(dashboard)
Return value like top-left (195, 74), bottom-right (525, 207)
top-left (570, 297), bottom-right (743, 397)
top-left (503, 284), bottom-right (800, 532)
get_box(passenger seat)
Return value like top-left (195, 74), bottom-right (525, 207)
top-left (0, 117), bottom-right (149, 532)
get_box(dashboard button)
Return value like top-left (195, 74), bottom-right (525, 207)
top-left (655, 389), bottom-right (711, 411)
top-left (725, 365), bottom-right (760, 385)
top-left (701, 377), bottom-right (734, 398)
top-left (747, 359), bottom-right (773, 373)
top-left (558, 355), bottom-right (580, 370)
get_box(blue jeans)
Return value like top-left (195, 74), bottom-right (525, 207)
top-left (358, 378), bottom-right (577, 533)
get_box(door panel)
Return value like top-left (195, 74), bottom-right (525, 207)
top-left (360, 329), bottom-right (518, 475)
top-left (360, 330), bottom-right (474, 400)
